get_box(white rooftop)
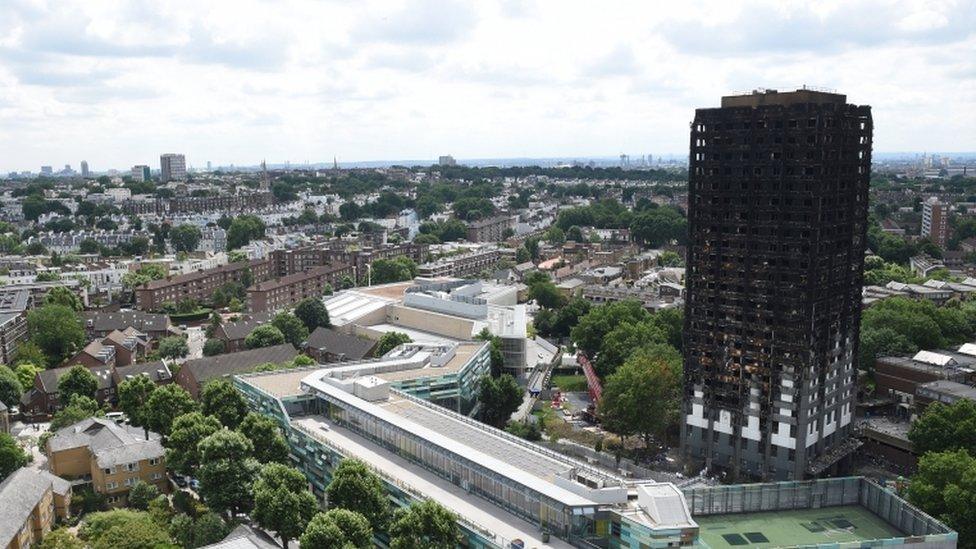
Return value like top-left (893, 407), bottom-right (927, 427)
top-left (913, 350), bottom-right (956, 367)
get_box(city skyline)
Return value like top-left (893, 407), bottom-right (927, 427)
top-left (1, 0), bottom-right (974, 173)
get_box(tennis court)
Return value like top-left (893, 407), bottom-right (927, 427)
top-left (696, 505), bottom-right (903, 548)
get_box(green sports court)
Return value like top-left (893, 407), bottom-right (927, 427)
top-left (695, 505), bottom-right (904, 548)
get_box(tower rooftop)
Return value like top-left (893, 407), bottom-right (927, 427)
top-left (721, 87), bottom-right (846, 108)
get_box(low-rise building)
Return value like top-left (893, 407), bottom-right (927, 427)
top-left (47, 417), bottom-right (167, 507)
top-left (0, 469), bottom-right (72, 549)
top-left (418, 247), bottom-right (505, 278)
top-left (466, 215), bottom-right (516, 243)
top-left (86, 311), bottom-right (174, 341)
top-left (134, 259), bottom-right (272, 311)
top-left (175, 343), bottom-right (298, 398)
top-left (0, 312), bottom-right (28, 365)
top-left (305, 327), bottom-right (377, 363)
top-left (247, 263), bottom-right (353, 313)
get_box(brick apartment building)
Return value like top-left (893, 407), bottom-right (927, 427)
top-left (418, 247), bottom-right (505, 278)
top-left (466, 215), bottom-right (516, 243)
top-left (134, 258), bottom-right (272, 310)
top-left (247, 263), bottom-right (353, 313)
top-left (270, 242), bottom-right (426, 280)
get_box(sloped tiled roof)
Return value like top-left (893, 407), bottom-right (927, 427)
top-left (182, 344), bottom-right (298, 384)
top-left (47, 417), bottom-right (163, 468)
top-left (307, 327), bottom-right (376, 361)
top-left (0, 469), bottom-right (71, 547)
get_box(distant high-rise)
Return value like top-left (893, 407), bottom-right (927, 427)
top-left (681, 89), bottom-right (872, 481)
top-left (131, 165), bottom-right (151, 183)
top-left (80, 160), bottom-right (90, 178)
top-left (206, 160), bottom-right (212, 172)
top-left (40, 166), bottom-right (53, 175)
top-left (438, 155), bottom-right (457, 167)
top-left (160, 153), bottom-right (187, 182)
top-left (921, 197), bottom-right (949, 248)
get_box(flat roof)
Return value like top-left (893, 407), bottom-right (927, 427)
top-left (292, 416), bottom-right (574, 549)
top-left (300, 372), bottom-right (608, 507)
top-left (358, 281), bottom-right (416, 300)
top-left (696, 506), bottom-right (902, 549)
top-left (369, 323), bottom-right (460, 345)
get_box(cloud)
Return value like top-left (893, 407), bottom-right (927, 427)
top-left (659, 1), bottom-right (976, 56)
top-left (351, 0), bottom-right (478, 45)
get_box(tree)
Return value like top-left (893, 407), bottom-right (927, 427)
top-left (376, 331), bottom-right (412, 355)
top-left (389, 499), bottom-right (461, 549)
top-left (369, 257), bottom-right (418, 284)
top-left (44, 286), bottom-right (83, 311)
top-left (13, 362), bottom-right (42, 391)
top-left (859, 327), bottom-right (918, 373)
top-left (49, 394), bottom-right (103, 431)
top-left (0, 366), bottom-right (23, 408)
top-left (272, 313), bottom-right (309, 347)
top-left (27, 304), bottom-right (85, 366)
top-left (300, 509), bottom-right (372, 549)
top-left (127, 480), bottom-right (160, 510)
top-left (170, 224), bottom-right (203, 253)
top-left (238, 412), bottom-right (290, 464)
top-left (37, 528), bottom-right (86, 549)
top-left (158, 336), bottom-right (189, 359)
top-left (571, 300), bottom-right (649, 357)
top-left (145, 384), bottom-right (199, 436)
top-left (79, 509), bottom-right (174, 549)
top-left (294, 298), bottom-right (330, 332)
top-left (12, 341), bottom-right (48, 367)
top-left (226, 215), bottom-right (266, 250)
top-left (201, 380), bottom-right (248, 429)
top-left (909, 400), bottom-right (976, 456)
top-left (245, 325), bottom-right (286, 349)
top-left (527, 278), bottom-right (565, 309)
top-left (475, 328), bottom-right (505, 377)
top-left (117, 376), bottom-right (157, 439)
top-left (339, 275), bottom-right (355, 289)
top-left (170, 511), bottom-right (230, 549)
top-left (0, 432), bottom-right (29, 481)
top-left (203, 338), bottom-right (225, 357)
top-left (599, 344), bottom-right (682, 452)
top-left (479, 374), bottom-right (523, 428)
top-left (59, 365), bottom-right (98, 402)
top-left (197, 429), bottom-right (259, 517)
top-left (629, 206), bottom-right (687, 247)
top-left (907, 449), bottom-right (976, 544)
top-left (595, 320), bottom-right (667, 377)
top-left (166, 412), bottom-right (222, 475)
top-left (325, 459), bottom-right (389, 530)
top-left (252, 463), bottom-right (319, 549)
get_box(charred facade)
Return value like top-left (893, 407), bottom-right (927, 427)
top-left (681, 89), bottom-right (872, 480)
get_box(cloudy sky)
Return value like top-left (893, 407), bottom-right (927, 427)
top-left (0, 0), bottom-right (974, 173)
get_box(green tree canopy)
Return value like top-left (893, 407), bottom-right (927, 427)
top-left (58, 365), bottom-right (98, 402)
top-left (389, 499), bottom-right (461, 549)
top-left (376, 331), bottom-right (412, 355)
top-left (27, 304), bottom-right (85, 366)
top-left (0, 366), bottom-right (23, 408)
top-left (49, 394), bottom-right (103, 431)
top-left (201, 379), bottom-right (248, 430)
top-left (370, 257), bottom-right (418, 284)
top-left (272, 313), bottom-right (309, 347)
top-left (158, 336), bottom-right (190, 359)
top-left (293, 298), bottom-right (331, 332)
top-left (0, 432), bottom-right (29, 482)
top-left (599, 343), bottom-right (683, 451)
top-left (170, 224), bottom-right (203, 253)
top-left (909, 400), bottom-right (976, 456)
top-left (570, 300), bottom-right (650, 357)
top-left (252, 463), bottom-right (319, 549)
top-left (145, 384), bottom-right (199, 436)
top-left (198, 429), bottom-right (259, 517)
top-left (117, 375), bottom-right (157, 439)
top-left (126, 480), bottom-right (160, 510)
top-left (479, 374), bottom-right (523, 428)
top-left (594, 320), bottom-right (668, 377)
top-left (325, 459), bottom-right (390, 531)
top-left (36, 528), bottom-right (86, 549)
top-left (245, 325), bottom-right (286, 349)
top-left (226, 215), bottom-right (266, 250)
top-left (203, 338), bottom-right (225, 357)
top-left (300, 509), bottom-right (372, 549)
top-left (166, 412), bottom-right (222, 475)
top-left (44, 286), bottom-right (83, 311)
top-left (906, 449), bottom-right (976, 544)
top-left (238, 412), bottom-right (290, 464)
top-left (79, 509), bottom-right (175, 549)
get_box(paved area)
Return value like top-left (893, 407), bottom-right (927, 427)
top-left (185, 326), bottom-right (205, 359)
top-left (12, 421), bottom-right (50, 470)
top-left (696, 506), bottom-right (902, 549)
